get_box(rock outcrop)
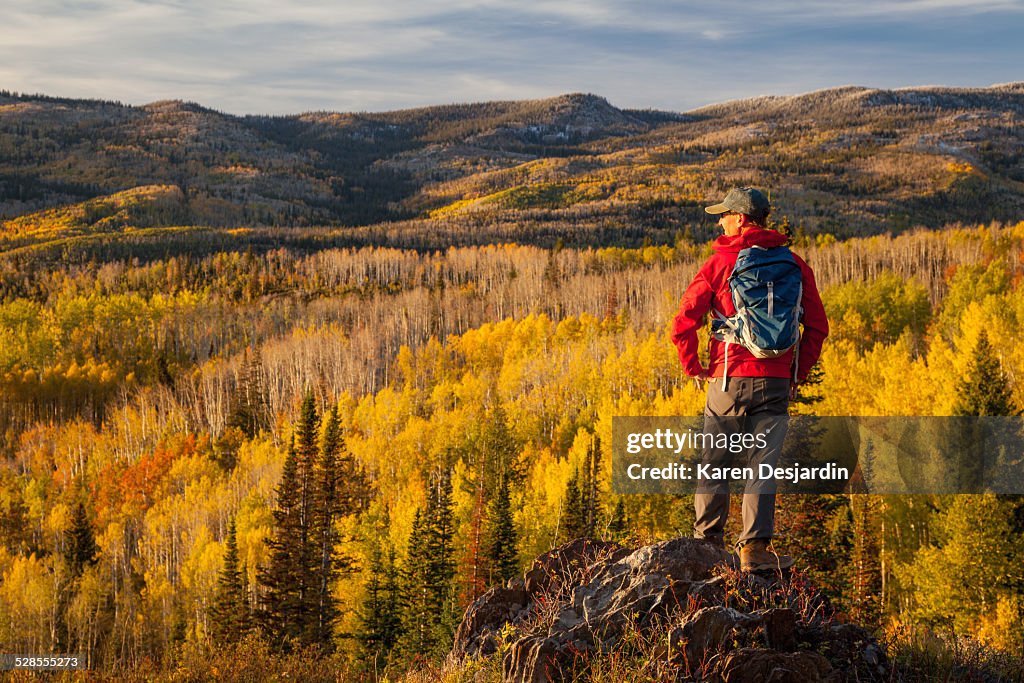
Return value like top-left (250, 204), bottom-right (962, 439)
top-left (452, 537), bottom-right (887, 682)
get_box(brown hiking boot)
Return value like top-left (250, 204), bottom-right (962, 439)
top-left (739, 539), bottom-right (794, 572)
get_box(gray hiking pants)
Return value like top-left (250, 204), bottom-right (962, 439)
top-left (693, 376), bottom-right (790, 548)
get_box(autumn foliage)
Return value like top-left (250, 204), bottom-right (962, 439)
top-left (0, 222), bottom-right (1023, 675)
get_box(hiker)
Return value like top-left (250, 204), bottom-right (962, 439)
top-left (671, 187), bottom-right (829, 572)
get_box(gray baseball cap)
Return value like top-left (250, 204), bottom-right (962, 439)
top-left (704, 187), bottom-right (771, 220)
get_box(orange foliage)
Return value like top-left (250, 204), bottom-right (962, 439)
top-left (92, 433), bottom-right (209, 524)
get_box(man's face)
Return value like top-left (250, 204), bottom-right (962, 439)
top-left (718, 212), bottom-right (744, 237)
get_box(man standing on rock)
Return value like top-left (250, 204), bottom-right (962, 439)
top-left (672, 187), bottom-right (828, 572)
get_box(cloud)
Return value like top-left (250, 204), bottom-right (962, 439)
top-left (1, 0), bottom-right (1022, 114)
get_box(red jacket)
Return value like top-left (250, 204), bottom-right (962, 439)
top-left (672, 228), bottom-right (828, 382)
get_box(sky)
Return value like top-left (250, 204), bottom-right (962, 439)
top-left (3, 0), bottom-right (1023, 116)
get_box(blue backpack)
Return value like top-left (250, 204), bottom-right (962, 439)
top-left (711, 245), bottom-right (803, 384)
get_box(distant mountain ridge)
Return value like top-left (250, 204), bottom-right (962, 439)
top-left (1, 84), bottom-right (1022, 248)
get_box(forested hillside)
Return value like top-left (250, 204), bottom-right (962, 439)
top-left (1, 87), bottom-right (1023, 681)
top-left (0, 222), bottom-right (1023, 679)
top-left (2, 84), bottom-right (1023, 249)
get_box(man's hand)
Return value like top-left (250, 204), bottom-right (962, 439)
top-left (789, 382), bottom-right (800, 401)
top-left (692, 369), bottom-right (711, 390)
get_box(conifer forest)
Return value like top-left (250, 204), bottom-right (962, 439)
top-left (1, 85), bottom-right (1024, 681)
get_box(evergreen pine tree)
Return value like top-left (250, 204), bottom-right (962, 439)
top-left (292, 390), bottom-right (321, 644)
top-left (425, 468), bottom-right (458, 649)
top-left (400, 468), bottom-right (459, 660)
top-left (260, 392), bottom-right (362, 652)
top-left (239, 561), bottom-right (252, 635)
top-left (359, 544), bottom-right (403, 669)
top-left (381, 545), bottom-right (403, 649)
top-left (64, 502), bottom-right (98, 578)
top-left (332, 406), bottom-right (370, 548)
top-left (483, 474), bottom-right (518, 585)
top-left (952, 330), bottom-right (1018, 490)
top-left (607, 498), bottom-right (628, 542)
top-left (57, 499), bottom-right (99, 652)
top-left (543, 246), bottom-right (561, 288)
top-left (561, 468), bottom-right (587, 542)
top-left (313, 406), bottom-right (342, 650)
top-left (953, 330), bottom-right (1018, 416)
top-left (849, 494), bottom-right (883, 629)
top-left (211, 517), bottom-right (248, 644)
top-left (227, 346), bottom-right (270, 437)
top-left (259, 438), bottom-right (304, 648)
top-left (401, 508), bottom-right (432, 657)
top-left (360, 545), bottom-right (386, 663)
top-left (259, 392), bottom-right (322, 653)
top-left (315, 404), bottom-right (370, 649)
top-left (949, 330), bottom-right (1024, 621)
top-left (479, 401), bottom-right (522, 498)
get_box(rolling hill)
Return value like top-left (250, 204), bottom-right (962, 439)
top-left (1, 85), bottom-right (1022, 250)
